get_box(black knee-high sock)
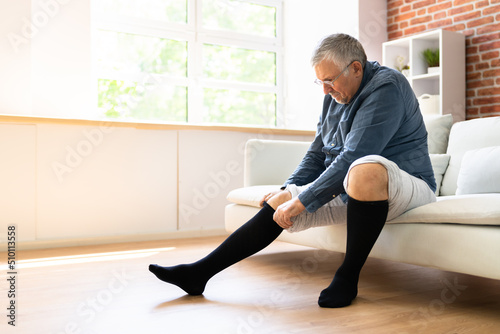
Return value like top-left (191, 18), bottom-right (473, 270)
top-left (318, 196), bottom-right (388, 308)
top-left (149, 202), bottom-right (283, 295)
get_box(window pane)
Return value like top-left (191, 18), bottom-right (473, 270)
top-left (202, 0), bottom-right (276, 38)
top-left (203, 44), bottom-right (276, 84)
top-left (97, 31), bottom-right (187, 77)
top-left (203, 88), bottom-right (276, 126)
top-left (94, 0), bottom-right (187, 24)
top-left (98, 79), bottom-right (187, 122)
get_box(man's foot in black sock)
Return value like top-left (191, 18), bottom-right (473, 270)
top-left (318, 271), bottom-right (358, 308)
top-left (149, 202), bottom-right (282, 296)
top-left (318, 197), bottom-right (388, 308)
top-left (149, 263), bottom-right (207, 296)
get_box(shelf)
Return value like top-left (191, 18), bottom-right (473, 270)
top-left (382, 29), bottom-right (465, 122)
top-left (412, 72), bottom-right (440, 80)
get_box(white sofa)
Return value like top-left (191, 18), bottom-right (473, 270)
top-left (225, 115), bottom-right (500, 280)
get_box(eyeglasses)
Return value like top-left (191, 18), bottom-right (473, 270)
top-left (314, 61), bottom-right (354, 88)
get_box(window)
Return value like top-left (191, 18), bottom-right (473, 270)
top-left (92, 0), bottom-right (282, 127)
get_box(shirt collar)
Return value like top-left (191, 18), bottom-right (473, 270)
top-left (347, 61), bottom-right (379, 105)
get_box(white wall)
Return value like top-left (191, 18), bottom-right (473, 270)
top-left (357, 0), bottom-right (388, 63)
top-left (0, 0), bottom-right (32, 115)
top-left (0, 124), bottom-right (37, 240)
top-left (30, 0), bottom-right (93, 118)
top-left (282, 0), bottom-right (387, 130)
top-left (35, 124), bottom-right (178, 241)
top-left (0, 0), bottom-right (93, 117)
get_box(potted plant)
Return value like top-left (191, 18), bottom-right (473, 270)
top-left (422, 48), bottom-right (440, 74)
top-left (395, 55), bottom-right (410, 77)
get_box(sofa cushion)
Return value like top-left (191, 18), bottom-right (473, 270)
top-left (423, 114), bottom-right (453, 154)
top-left (388, 194), bottom-right (500, 226)
top-left (229, 186), bottom-right (500, 227)
top-left (441, 117), bottom-right (500, 196)
top-left (456, 146), bottom-right (500, 195)
top-left (429, 154), bottom-right (450, 195)
top-left (227, 185), bottom-right (281, 207)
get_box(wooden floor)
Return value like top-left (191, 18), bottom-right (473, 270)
top-left (1, 236), bottom-right (500, 334)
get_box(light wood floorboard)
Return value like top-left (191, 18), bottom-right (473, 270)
top-left (1, 236), bottom-right (500, 334)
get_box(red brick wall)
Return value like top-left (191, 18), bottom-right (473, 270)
top-left (387, 0), bottom-right (500, 119)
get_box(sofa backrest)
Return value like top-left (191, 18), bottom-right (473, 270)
top-left (244, 139), bottom-right (310, 187)
top-left (440, 116), bottom-right (500, 196)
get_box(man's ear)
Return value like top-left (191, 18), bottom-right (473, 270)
top-left (352, 61), bottom-right (363, 76)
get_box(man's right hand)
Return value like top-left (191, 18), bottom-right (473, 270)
top-left (260, 190), bottom-right (304, 229)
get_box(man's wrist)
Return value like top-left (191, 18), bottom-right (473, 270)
top-left (293, 196), bottom-right (306, 209)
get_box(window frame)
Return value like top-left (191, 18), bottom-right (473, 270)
top-left (91, 0), bottom-right (284, 127)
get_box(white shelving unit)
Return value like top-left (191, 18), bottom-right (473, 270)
top-left (382, 29), bottom-right (465, 122)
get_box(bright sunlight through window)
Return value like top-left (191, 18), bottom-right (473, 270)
top-left (92, 0), bottom-right (283, 127)
top-left (8, 248), bottom-right (176, 269)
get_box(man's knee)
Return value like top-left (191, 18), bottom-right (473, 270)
top-left (267, 190), bottom-right (292, 210)
top-left (346, 163), bottom-right (388, 201)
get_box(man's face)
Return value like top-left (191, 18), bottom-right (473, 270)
top-left (314, 59), bottom-right (362, 104)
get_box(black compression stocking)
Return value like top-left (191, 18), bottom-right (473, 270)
top-left (318, 196), bottom-right (388, 308)
top-left (149, 202), bottom-right (283, 295)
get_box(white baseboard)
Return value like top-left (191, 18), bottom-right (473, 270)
top-left (2, 229), bottom-right (229, 251)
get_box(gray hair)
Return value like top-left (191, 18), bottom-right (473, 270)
top-left (311, 33), bottom-right (367, 70)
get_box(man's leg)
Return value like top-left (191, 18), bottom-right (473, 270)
top-left (318, 163), bottom-right (389, 308)
top-left (149, 191), bottom-right (291, 295)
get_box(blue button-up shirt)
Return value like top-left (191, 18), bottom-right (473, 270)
top-left (283, 61), bottom-right (436, 213)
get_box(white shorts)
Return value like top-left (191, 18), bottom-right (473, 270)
top-left (285, 155), bottom-right (436, 233)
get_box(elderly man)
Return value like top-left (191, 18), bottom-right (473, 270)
top-left (150, 33), bottom-right (436, 308)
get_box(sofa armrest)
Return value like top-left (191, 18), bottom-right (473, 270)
top-left (244, 139), bottom-right (310, 187)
